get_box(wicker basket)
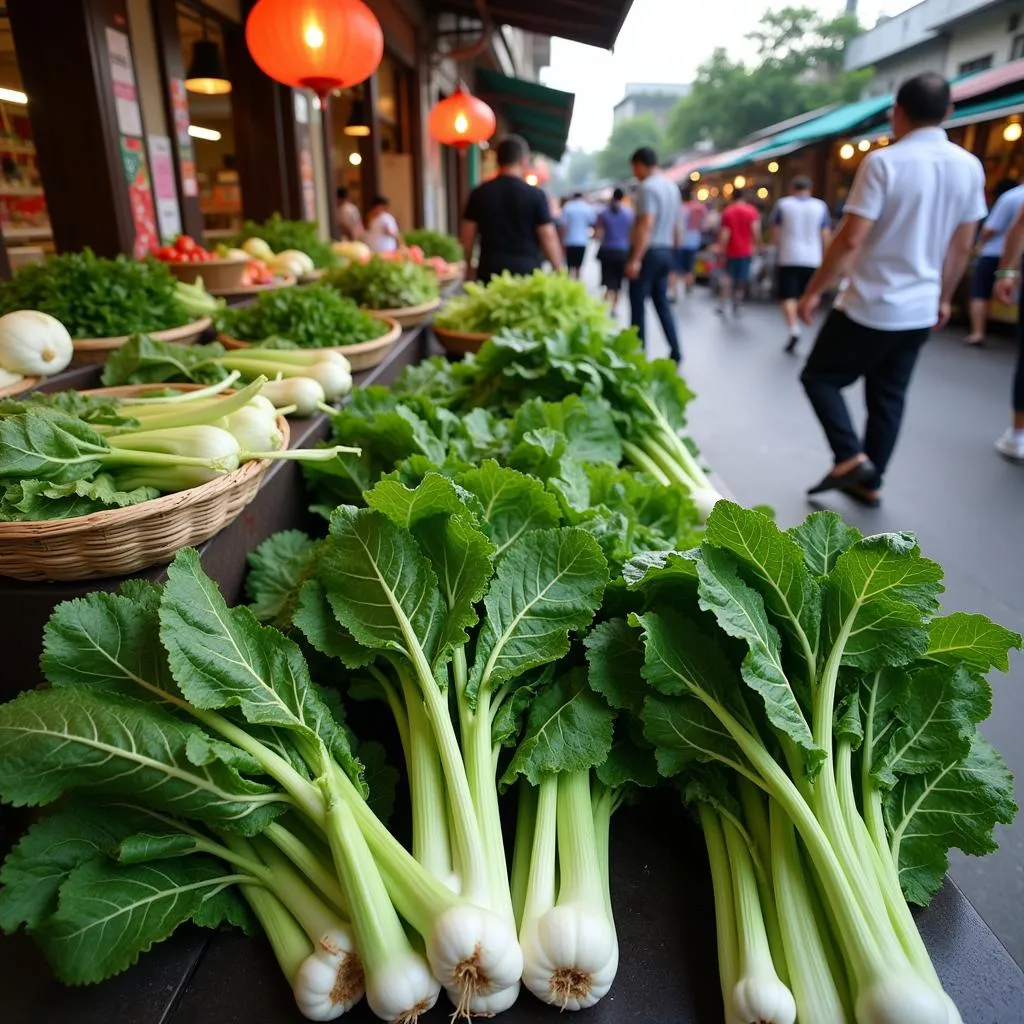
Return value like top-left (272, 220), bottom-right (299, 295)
top-left (365, 296), bottom-right (440, 328)
top-left (432, 323), bottom-right (492, 355)
top-left (219, 315), bottom-right (402, 372)
top-left (0, 374), bottom-right (40, 399)
top-left (71, 317), bottom-right (212, 367)
top-left (0, 383), bottom-right (288, 582)
top-left (166, 257), bottom-right (248, 291)
top-left (207, 275), bottom-right (296, 299)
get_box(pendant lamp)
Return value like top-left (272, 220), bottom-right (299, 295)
top-left (245, 0), bottom-right (383, 98)
top-left (343, 92), bottom-right (371, 137)
top-left (186, 30), bottom-right (231, 95)
top-left (428, 86), bottom-right (495, 150)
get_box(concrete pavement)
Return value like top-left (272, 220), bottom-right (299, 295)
top-left (619, 272), bottom-right (1024, 965)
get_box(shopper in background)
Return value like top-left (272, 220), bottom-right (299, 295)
top-left (965, 177), bottom-right (1022, 346)
top-left (990, 204), bottom-right (1024, 462)
top-left (716, 188), bottom-right (761, 316)
top-left (626, 146), bottom-right (682, 363)
top-left (365, 196), bottom-right (401, 254)
top-left (672, 184), bottom-right (707, 300)
top-left (460, 134), bottom-right (563, 282)
top-left (336, 186), bottom-right (364, 242)
top-left (770, 176), bottom-right (832, 353)
top-left (595, 187), bottom-right (634, 313)
top-left (797, 72), bottom-right (986, 506)
top-left (559, 192), bottom-right (597, 280)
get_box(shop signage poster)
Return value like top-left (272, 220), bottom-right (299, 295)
top-left (105, 26), bottom-right (158, 256)
top-left (170, 77), bottom-right (199, 198)
top-left (148, 135), bottom-right (182, 241)
top-left (294, 93), bottom-right (317, 222)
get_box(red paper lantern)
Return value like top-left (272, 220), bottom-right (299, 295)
top-left (245, 0), bottom-right (383, 98)
top-left (428, 87), bottom-right (496, 149)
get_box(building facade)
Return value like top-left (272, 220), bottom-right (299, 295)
top-left (612, 82), bottom-right (690, 128)
top-left (846, 0), bottom-right (1024, 95)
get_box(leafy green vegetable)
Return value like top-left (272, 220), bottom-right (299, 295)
top-left (0, 474), bottom-right (159, 521)
top-left (325, 257), bottom-right (438, 310)
top-left (403, 229), bottom-right (463, 264)
top-left (0, 251), bottom-right (189, 338)
top-left (216, 283), bottom-right (387, 349)
top-left (434, 271), bottom-right (614, 336)
top-left (101, 334), bottom-right (229, 386)
top-left (230, 214), bottom-right (339, 269)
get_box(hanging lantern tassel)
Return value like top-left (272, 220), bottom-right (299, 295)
top-left (245, 0), bottom-right (384, 98)
top-left (428, 87), bottom-right (496, 150)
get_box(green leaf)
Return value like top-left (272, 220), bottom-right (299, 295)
top-left (293, 578), bottom-right (377, 670)
top-left (0, 474), bottom-right (159, 522)
top-left (622, 549), bottom-right (700, 604)
top-left (455, 460), bottom-right (562, 556)
top-left (38, 856), bottom-right (245, 984)
top-left (596, 722), bottom-right (660, 790)
top-left (696, 545), bottom-right (820, 763)
top-left (118, 829), bottom-right (206, 864)
top-left (584, 617), bottom-right (646, 715)
top-left (468, 528), bottom-right (608, 703)
top-left (42, 583), bottom-right (177, 701)
top-left (101, 333), bottom-right (228, 387)
top-left (822, 533), bottom-right (943, 671)
top-left (0, 688), bottom-right (285, 834)
top-left (787, 511), bottom-right (861, 577)
top-left (885, 734), bottom-right (1017, 905)
top-left (358, 740), bottom-right (399, 824)
top-left (501, 670), bottom-right (615, 786)
top-left (858, 668), bottom-right (910, 786)
top-left (246, 530), bottom-right (319, 626)
top-left (318, 505), bottom-right (446, 666)
top-left (160, 548), bottom-right (358, 780)
top-left (641, 692), bottom-right (750, 778)
top-left (705, 501), bottom-right (820, 670)
top-left (0, 411), bottom-right (108, 484)
top-left (509, 428), bottom-right (591, 512)
top-left (511, 394), bottom-right (623, 465)
top-left (0, 804), bottom-right (153, 932)
top-left (924, 613), bottom-right (1022, 673)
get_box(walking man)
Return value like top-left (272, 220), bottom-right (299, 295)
top-left (990, 204), bottom-right (1024, 461)
top-left (559, 192), bottom-right (596, 279)
top-left (626, 147), bottom-right (682, 362)
top-left (771, 176), bottom-right (831, 352)
top-left (797, 72), bottom-right (985, 507)
top-left (460, 135), bottom-right (564, 282)
top-left (716, 188), bottom-right (761, 316)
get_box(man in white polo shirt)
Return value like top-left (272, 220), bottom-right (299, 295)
top-left (797, 73), bottom-right (986, 507)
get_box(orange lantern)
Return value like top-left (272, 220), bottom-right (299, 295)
top-left (245, 0), bottom-right (383, 98)
top-left (428, 87), bottom-right (496, 150)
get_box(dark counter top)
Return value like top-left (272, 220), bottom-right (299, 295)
top-left (5, 802), bottom-right (1023, 1024)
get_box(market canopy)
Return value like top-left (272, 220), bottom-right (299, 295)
top-left (426, 0), bottom-right (635, 50)
top-left (474, 69), bottom-right (575, 160)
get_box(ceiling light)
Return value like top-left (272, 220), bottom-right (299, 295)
top-left (757, 186), bottom-right (769, 199)
top-left (767, 161), bottom-right (779, 173)
top-left (857, 139), bottom-right (871, 152)
top-left (1004, 120), bottom-right (1023, 142)
top-left (839, 143), bottom-right (855, 160)
top-left (0, 88), bottom-right (28, 105)
top-left (349, 152), bottom-right (362, 165)
top-left (696, 187), bottom-right (709, 201)
top-left (188, 124), bottom-right (222, 142)
top-left (186, 40), bottom-right (231, 95)
top-left (343, 95), bottom-right (371, 137)
top-left (689, 171), bottom-right (701, 182)
top-left (734, 175), bottom-right (746, 188)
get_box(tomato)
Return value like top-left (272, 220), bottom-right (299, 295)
top-left (155, 246), bottom-right (177, 261)
top-left (175, 235), bottom-right (197, 254)
top-left (408, 245), bottom-right (424, 263)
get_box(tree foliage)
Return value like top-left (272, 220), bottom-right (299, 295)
top-left (596, 115), bottom-right (666, 182)
top-left (666, 7), bottom-right (872, 152)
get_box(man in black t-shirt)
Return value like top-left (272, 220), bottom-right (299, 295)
top-left (460, 135), bottom-right (563, 282)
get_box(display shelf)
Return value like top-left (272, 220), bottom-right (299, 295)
top-left (2, 223), bottom-right (51, 240)
top-left (0, 185), bottom-right (43, 196)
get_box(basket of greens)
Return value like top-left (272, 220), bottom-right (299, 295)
top-left (403, 228), bottom-right (463, 264)
top-left (324, 257), bottom-right (440, 327)
top-left (230, 213), bottom-right (339, 271)
top-left (432, 269), bottom-right (614, 354)
top-left (0, 251), bottom-right (210, 366)
top-left (216, 283), bottom-right (400, 371)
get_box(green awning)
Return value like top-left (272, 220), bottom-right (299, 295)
top-left (945, 90), bottom-right (1024, 128)
top-left (751, 94), bottom-right (893, 152)
top-left (474, 69), bottom-right (575, 161)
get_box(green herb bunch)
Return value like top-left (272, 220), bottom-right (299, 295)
top-left (325, 257), bottom-right (438, 310)
top-left (230, 213), bottom-right (338, 269)
top-left (403, 229), bottom-right (463, 264)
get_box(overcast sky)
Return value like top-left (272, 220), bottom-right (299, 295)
top-left (540, 0), bottom-right (917, 152)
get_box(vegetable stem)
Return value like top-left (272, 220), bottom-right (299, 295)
top-left (699, 804), bottom-right (739, 1003)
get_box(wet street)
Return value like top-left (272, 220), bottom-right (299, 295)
top-left (612, 269), bottom-right (1024, 965)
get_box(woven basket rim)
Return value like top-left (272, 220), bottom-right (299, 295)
top-left (219, 315), bottom-right (402, 356)
top-left (207, 275), bottom-right (296, 298)
top-left (0, 382), bottom-right (287, 540)
top-left (365, 296), bottom-right (441, 319)
top-left (72, 316), bottom-right (212, 350)
top-left (432, 323), bottom-right (493, 343)
top-left (0, 374), bottom-right (41, 398)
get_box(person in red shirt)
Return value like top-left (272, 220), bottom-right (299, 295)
top-left (716, 188), bottom-right (761, 316)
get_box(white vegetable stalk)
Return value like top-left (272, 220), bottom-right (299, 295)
top-left (116, 372), bottom-right (241, 406)
top-left (520, 772), bottom-right (618, 1011)
top-left (0, 309), bottom-right (73, 376)
top-left (225, 403), bottom-right (283, 453)
top-left (720, 816), bottom-right (796, 1024)
top-left (260, 377), bottom-right (327, 417)
top-left (320, 773), bottom-right (439, 1023)
top-left (700, 804), bottom-right (741, 1013)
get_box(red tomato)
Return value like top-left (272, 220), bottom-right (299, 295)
top-left (175, 235), bottom-right (197, 254)
top-left (408, 245), bottom-right (424, 263)
top-left (155, 246), bottom-right (176, 261)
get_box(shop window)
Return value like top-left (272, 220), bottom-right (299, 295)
top-left (1013, 34), bottom-right (1024, 61)
top-left (959, 55), bottom-right (994, 75)
top-left (176, 2), bottom-right (242, 242)
top-left (0, 14), bottom-right (52, 268)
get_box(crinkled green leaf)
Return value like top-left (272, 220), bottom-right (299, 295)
top-left (501, 670), bottom-right (614, 786)
top-left (787, 511), bottom-right (861, 578)
top-left (0, 411), bottom-right (108, 484)
top-left (511, 394), bottom-right (622, 465)
top-left (0, 688), bottom-right (285, 834)
top-left (641, 692), bottom-right (750, 778)
top-left (0, 474), bottom-right (159, 522)
top-left (696, 545), bottom-right (820, 764)
top-left (293, 579), bottom-right (376, 670)
top-left (596, 722), bottom-right (660, 790)
top-left (924, 613), bottom-right (1022, 673)
top-left (885, 734), bottom-right (1017, 905)
top-left (245, 530), bottom-right (319, 626)
top-left (101, 333), bottom-right (228, 386)
top-left (584, 617), bottom-right (646, 715)
top-left (822, 533), bottom-right (943, 671)
top-left (622, 549), bottom-right (700, 604)
top-left (468, 528), bottom-right (608, 703)
top-left (509, 428), bottom-right (591, 512)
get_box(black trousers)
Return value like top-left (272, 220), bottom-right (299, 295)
top-left (800, 310), bottom-right (930, 488)
top-left (1015, 297), bottom-right (1024, 414)
top-left (629, 246), bottom-right (681, 361)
